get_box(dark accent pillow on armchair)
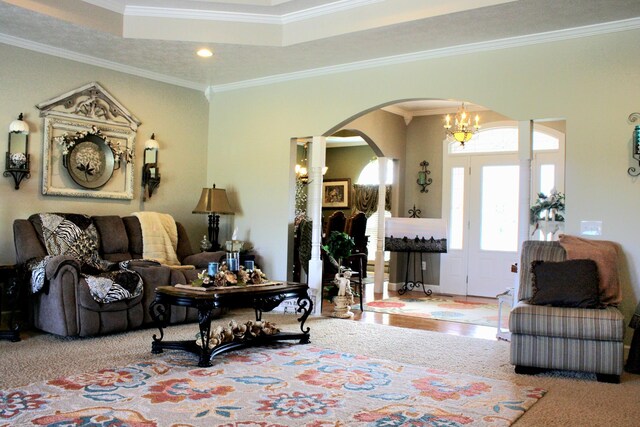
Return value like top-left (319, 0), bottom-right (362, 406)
top-left (529, 259), bottom-right (601, 308)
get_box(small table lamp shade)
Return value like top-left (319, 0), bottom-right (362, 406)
top-left (193, 186), bottom-right (234, 215)
top-left (193, 184), bottom-right (234, 251)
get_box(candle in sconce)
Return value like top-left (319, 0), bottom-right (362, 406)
top-left (244, 260), bottom-right (255, 271)
top-left (417, 171), bottom-right (426, 185)
top-left (149, 167), bottom-right (156, 178)
top-left (228, 257), bottom-right (239, 272)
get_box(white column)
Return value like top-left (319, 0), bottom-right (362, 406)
top-left (515, 121), bottom-right (533, 303)
top-left (374, 157), bottom-right (387, 293)
top-left (307, 136), bottom-right (326, 314)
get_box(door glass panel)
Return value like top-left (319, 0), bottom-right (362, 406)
top-left (450, 167), bottom-right (465, 250)
top-left (540, 164), bottom-right (555, 195)
top-left (480, 165), bottom-right (519, 252)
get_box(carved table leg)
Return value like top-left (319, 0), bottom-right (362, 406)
top-left (296, 293), bottom-right (313, 343)
top-left (149, 299), bottom-right (170, 354)
top-left (196, 304), bottom-right (214, 367)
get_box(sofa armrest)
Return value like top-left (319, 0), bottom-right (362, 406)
top-left (182, 251), bottom-right (226, 269)
top-left (44, 255), bottom-right (81, 280)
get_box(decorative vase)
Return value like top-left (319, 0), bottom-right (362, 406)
top-left (331, 294), bottom-right (355, 319)
top-left (549, 208), bottom-right (557, 221)
top-left (9, 152), bottom-right (27, 169)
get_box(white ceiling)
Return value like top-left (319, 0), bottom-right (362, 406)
top-left (1, 0), bottom-right (640, 101)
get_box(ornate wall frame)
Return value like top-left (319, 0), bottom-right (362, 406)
top-left (37, 82), bottom-right (141, 200)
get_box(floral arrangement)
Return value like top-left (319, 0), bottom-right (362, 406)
top-left (530, 190), bottom-right (565, 224)
top-left (55, 126), bottom-right (133, 167)
top-left (192, 262), bottom-right (268, 288)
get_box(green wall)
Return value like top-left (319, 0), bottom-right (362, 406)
top-left (0, 44), bottom-right (210, 262)
top-left (209, 28), bottom-right (640, 333)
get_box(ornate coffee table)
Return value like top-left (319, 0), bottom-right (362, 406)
top-left (149, 282), bottom-right (312, 367)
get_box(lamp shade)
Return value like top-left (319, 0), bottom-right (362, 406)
top-left (9, 113), bottom-right (29, 134)
top-left (193, 185), bottom-right (234, 214)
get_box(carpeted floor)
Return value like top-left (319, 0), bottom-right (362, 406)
top-left (2, 309), bottom-right (640, 426)
top-left (364, 295), bottom-right (509, 327)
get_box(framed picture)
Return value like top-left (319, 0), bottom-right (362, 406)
top-left (322, 178), bottom-right (351, 209)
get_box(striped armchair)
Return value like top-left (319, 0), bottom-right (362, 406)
top-left (510, 241), bottom-right (625, 383)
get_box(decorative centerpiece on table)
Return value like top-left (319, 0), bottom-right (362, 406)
top-left (191, 262), bottom-right (268, 288)
top-left (323, 231), bottom-right (356, 319)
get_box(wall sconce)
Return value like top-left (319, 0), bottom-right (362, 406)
top-left (628, 113), bottom-right (640, 177)
top-left (417, 160), bottom-right (432, 193)
top-left (4, 113), bottom-right (31, 190)
top-left (142, 133), bottom-right (160, 200)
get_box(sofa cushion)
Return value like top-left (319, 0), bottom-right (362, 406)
top-left (92, 215), bottom-right (131, 261)
top-left (122, 216), bottom-right (144, 259)
top-left (509, 301), bottom-right (624, 341)
top-left (529, 259), bottom-right (600, 308)
top-left (518, 240), bottom-right (566, 301)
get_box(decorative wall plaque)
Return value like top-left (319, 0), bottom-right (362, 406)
top-left (37, 82), bottom-right (141, 199)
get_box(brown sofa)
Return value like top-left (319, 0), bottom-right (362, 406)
top-left (13, 214), bottom-right (225, 337)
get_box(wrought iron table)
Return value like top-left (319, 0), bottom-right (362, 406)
top-left (149, 282), bottom-right (312, 367)
top-left (385, 236), bottom-right (447, 296)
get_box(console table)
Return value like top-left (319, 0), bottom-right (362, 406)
top-left (385, 236), bottom-right (447, 296)
top-left (149, 282), bottom-right (312, 367)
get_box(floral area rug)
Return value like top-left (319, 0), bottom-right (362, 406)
top-left (2, 344), bottom-right (544, 426)
top-left (365, 295), bottom-right (509, 328)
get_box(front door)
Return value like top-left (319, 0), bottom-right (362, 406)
top-left (466, 156), bottom-right (519, 297)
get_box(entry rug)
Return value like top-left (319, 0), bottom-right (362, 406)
top-left (365, 295), bottom-right (509, 328)
top-left (1, 344), bottom-right (544, 426)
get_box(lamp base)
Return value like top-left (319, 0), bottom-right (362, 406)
top-left (208, 213), bottom-right (221, 251)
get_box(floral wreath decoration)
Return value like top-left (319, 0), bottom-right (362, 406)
top-left (55, 126), bottom-right (133, 170)
top-left (193, 262), bottom-right (268, 288)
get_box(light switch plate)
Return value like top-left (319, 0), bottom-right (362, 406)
top-left (580, 221), bottom-right (602, 236)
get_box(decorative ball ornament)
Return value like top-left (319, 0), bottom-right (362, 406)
top-left (9, 152), bottom-right (27, 168)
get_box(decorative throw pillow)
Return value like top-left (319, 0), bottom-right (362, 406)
top-left (529, 259), bottom-right (601, 308)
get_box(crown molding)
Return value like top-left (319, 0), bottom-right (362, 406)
top-left (281, 0), bottom-right (382, 24)
top-left (0, 33), bottom-right (207, 92)
top-left (122, 0), bottom-right (380, 25)
top-left (124, 6), bottom-right (281, 24)
top-left (210, 17), bottom-right (640, 93)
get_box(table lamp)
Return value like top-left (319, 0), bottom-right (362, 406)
top-left (192, 184), bottom-right (234, 251)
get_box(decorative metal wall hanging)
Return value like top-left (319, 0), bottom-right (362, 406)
top-left (417, 160), bottom-right (432, 192)
top-left (142, 133), bottom-right (161, 200)
top-left (408, 204), bottom-right (421, 218)
top-left (4, 113), bottom-right (31, 189)
top-left (629, 112), bottom-right (640, 177)
top-left (36, 82), bottom-right (140, 199)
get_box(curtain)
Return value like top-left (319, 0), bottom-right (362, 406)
top-left (353, 184), bottom-right (391, 217)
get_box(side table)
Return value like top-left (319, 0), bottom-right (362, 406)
top-left (0, 265), bottom-right (22, 342)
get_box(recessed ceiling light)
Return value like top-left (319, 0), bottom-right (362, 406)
top-left (197, 48), bottom-right (213, 58)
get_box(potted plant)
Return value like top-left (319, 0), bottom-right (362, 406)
top-left (322, 231), bottom-right (356, 318)
top-left (529, 190), bottom-right (565, 225)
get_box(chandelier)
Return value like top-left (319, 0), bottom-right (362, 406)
top-left (444, 103), bottom-right (480, 145)
top-left (295, 143), bottom-right (327, 184)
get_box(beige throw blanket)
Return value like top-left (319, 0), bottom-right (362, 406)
top-left (558, 234), bottom-right (621, 305)
top-left (133, 211), bottom-right (180, 266)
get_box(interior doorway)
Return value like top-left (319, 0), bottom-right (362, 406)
top-left (440, 122), bottom-right (565, 297)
